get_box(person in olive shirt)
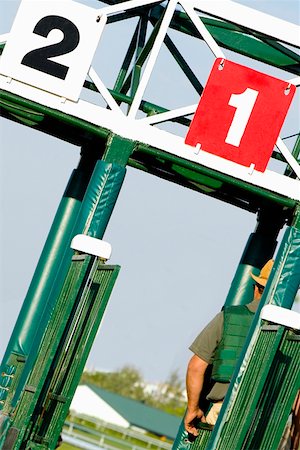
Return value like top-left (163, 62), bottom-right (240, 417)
top-left (184, 260), bottom-right (274, 437)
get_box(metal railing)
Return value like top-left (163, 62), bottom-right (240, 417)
top-left (65, 414), bottom-right (172, 450)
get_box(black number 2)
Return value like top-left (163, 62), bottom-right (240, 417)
top-left (21, 15), bottom-right (80, 80)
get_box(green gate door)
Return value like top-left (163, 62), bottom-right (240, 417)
top-left (0, 239), bottom-right (120, 450)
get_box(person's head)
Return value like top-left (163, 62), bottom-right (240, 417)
top-left (250, 259), bottom-right (274, 300)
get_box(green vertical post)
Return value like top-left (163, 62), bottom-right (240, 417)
top-left (224, 207), bottom-right (285, 307)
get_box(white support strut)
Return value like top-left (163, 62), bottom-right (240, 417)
top-left (180, 0), bottom-right (226, 59)
top-left (276, 138), bottom-right (300, 180)
top-left (128, 0), bottom-right (178, 119)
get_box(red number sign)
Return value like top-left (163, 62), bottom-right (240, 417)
top-left (185, 58), bottom-right (295, 172)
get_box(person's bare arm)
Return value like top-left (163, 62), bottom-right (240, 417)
top-left (291, 390), bottom-right (300, 449)
top-left (184, 354), bottom-right (209, 436)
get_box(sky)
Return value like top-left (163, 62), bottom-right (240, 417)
top-left (0, 0), bottom-right (299, 385)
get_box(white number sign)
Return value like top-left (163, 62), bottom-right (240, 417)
top-left (0, 0), bottom-right (103, 101)
top-left (185, 58), bottom-right (296, 172)
top-left (225, 88), bottom-right (259, 147)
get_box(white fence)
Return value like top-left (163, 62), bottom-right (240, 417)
top-left (64, 413), bottom-right (172, 450)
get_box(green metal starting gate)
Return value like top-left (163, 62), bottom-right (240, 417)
top-left (0, 0), bottom-right (299, 449)
top-left (173, 226), bottom-right (300, 450)
top-left (1, 253), bottom-right (120, 449)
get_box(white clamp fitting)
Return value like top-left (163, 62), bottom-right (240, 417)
top-left (261, 304), bottom-right (300, 330)
top-left (70, 234), bottom-right (112, 260)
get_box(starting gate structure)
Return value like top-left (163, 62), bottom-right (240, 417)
top-left (0, 0), bottom-right (299, 449)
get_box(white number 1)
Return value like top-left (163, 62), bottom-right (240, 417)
top-left (225, 88), bottom-right (259, 147)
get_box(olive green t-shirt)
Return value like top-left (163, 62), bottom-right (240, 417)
top-left (189, 300), bottom-right (259, 401)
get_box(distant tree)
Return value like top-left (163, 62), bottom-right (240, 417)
top-left (81, 366), bottom-right (186, 417)
top-left (145, 369), bottom-right (186, 416)
top-left (81, 365), bottom-right (146, 401)
top-left (162, 370), bottom-right (186, 414)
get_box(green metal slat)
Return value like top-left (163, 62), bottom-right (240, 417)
top-left (32, 264), bottom-right (120, 449)
top-left (6, 259), bottom-right (119, 449)
top-left (130, 15), bottom-right (148, 99)
top-left (2, 254), bottom-right (90, 414)
top-left (0, 355), bottom-right (24, 415)
top-left (191, 426), bottom-right (212, 450)
top-left (204, 25), bottom-right (300, 73)
top-left (213, 327), bottom-right (283, 450)
top-left (178, 326), bottom-right (285, 450)
top-left (113, 23), bottom-right (140, 93)
top-left (160, 32), bottom-right (203, 95)
top-left (9, 255), bottom-right (92, 448)
top-left (246, 332), bottom-right (300, 450)
top-left (263, 38), bottom-right (300, 65)
top-left (120, 12), bottom-right (165, 96)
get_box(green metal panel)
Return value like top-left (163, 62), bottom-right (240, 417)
top-left (74, 159), bottom-right (127, 237)
top-left (212, 326), bottom-right (284, 450)
top-left (173, 226), bottom-right (300, 450)
top-left (246, 331), bottom-right (300, 450)
top-left (0, 355), bottom-right (24, 414)
top-left (172, 420), bottom-right (189, 449)
top-left (190, 426), bottom-right (212, 450)
top-left (171, 421), bottom-right (212, 450)
top-left (206, 326), bottom-right (300, 450)
top-left (3, 159), bottom-right (124, 361)
top-left (206, 226), bottom-right (300, 449)
top-left (204, 22), bottom-right (300, 73)
top-left (0, 254), bottom-right (90, 449)
top-left (2, 255), bottom-right (120, 450)
top-left (0, 143), bottom-right (107, 367)
top-left (28, 262), bottom-right (120, 450)
top-left (0, 161), bottom-right (92, 403)
top-left (102, 134), bottom-right (136, 166)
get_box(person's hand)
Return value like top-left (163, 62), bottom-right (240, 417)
top-left (184, 407), bottom-right (206, 436)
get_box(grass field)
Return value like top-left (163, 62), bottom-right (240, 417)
top-left (60, 443), bottom-right (79, 450)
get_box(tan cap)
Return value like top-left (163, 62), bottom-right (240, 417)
top-left (251, 259), bottom-right (274, 287)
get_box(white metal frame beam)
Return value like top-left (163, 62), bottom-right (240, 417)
top-left (190, 0), bottom-right (300, 48)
